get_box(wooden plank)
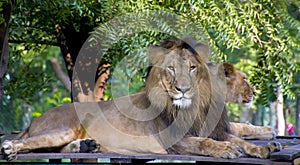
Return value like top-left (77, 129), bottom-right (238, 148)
top-left (276, 136), bottom-right (300, 139)
top-left (270, 144), bottom-right (300, 161)
top-left (0, 135), bottom-right (299, 163)
top-left (110, 158), bottom-right (133, 163)
top-left (0, 153), bottom-right (290, 164)
top-left (249, 138), bottom-right (300, 147)
top-left (249, 137), bottom-right (300, 161)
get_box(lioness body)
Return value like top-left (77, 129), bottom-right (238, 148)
top-left (207, 62), bottom-right (276, 140)
top-left (1, 39), bottom-right (280, 161)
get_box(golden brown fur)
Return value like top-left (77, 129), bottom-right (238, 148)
top-left (230, 122), bottom-right (275, 140)
top-left (146, 39), bottom-right (229, 141)
top-left (220, 62), bottom-right (255, 106)
top-left (207, 62), bottom-right (276, 140)
top-left (1, 38), bottom-right (280, 161)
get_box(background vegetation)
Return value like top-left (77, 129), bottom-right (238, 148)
top-left (0, 0), bottom-right (299, 135)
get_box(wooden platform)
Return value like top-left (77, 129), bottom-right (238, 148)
top-left (0, 134), bottom-right (299, 164)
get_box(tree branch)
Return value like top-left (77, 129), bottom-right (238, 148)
top-left (49, 57), bottom-right (71, 93)
top-left (0, 0), bottom-right (13, 101)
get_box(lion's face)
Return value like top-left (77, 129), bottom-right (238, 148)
top-left (222, 63), bottom-right (255, 107)
top-left (146, 39), bottom-right (210, 110)
top-left (161, 50), bottom-right (201, 108)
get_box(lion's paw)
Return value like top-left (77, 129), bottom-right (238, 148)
top-left (266, 141), bottom-right (282, 153)
top-left (256, 126), bottom-right (277, 140)
top-left (79, 139), bottom-right (99, 153)
top-left (212, 142), bottom-right (243, 159)
top-left (1, 140), bottom-right (18, 161)
top-left (255, 141), bottom-right (282, 158)
top-left (67, 138), bottom-right (99, 153)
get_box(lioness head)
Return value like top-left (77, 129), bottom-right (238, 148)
top-left (146, 38), bottom-right (210, 110)
top-left (220, 62), bottom-right (255, 107)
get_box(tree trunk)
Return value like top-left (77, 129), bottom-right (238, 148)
top-left (276, 87), bottom-right (285, 136)
top-left (94, 64), bottom-right (110, 101)
top-left (52, 22), bottom-right (108, 102)
top-left (53, 23), bottom-right (74, 81)
top-left (261, 105), bottom-right (265, 126)
top-left (269, 101), bottom-right (276, 129)
top-left (0, 0), bottom-right (13, 101)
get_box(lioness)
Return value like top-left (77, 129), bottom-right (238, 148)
top-left (207, 62), bottom-right (276, 140)
top-left (1, 38), bottom-right (281, 161)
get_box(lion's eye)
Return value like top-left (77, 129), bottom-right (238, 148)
top-left (190, 66), bottom-right (196, 72)
top-left (167, 66), bottom-right (175, 72)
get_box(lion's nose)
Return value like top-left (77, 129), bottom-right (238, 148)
top-left (175, 86), bottom-right (191, 93)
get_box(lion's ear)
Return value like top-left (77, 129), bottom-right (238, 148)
top-left (194, 43), bottom-right (210, 62)
top-left (222, 62), bottom-right (236, 78)
top-left (148, 45), bottom-right (169, 64)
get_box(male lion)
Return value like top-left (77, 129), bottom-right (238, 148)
top-left (1, 38), bottom-right (281, 161)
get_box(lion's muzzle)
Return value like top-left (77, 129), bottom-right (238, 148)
top-left (173, 97), bottom-right (192, 108)
top-left (171, 85), bottom-right (193, 108)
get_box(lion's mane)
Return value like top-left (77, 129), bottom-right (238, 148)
top-left (144, 38), bottom-right (230, 146)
